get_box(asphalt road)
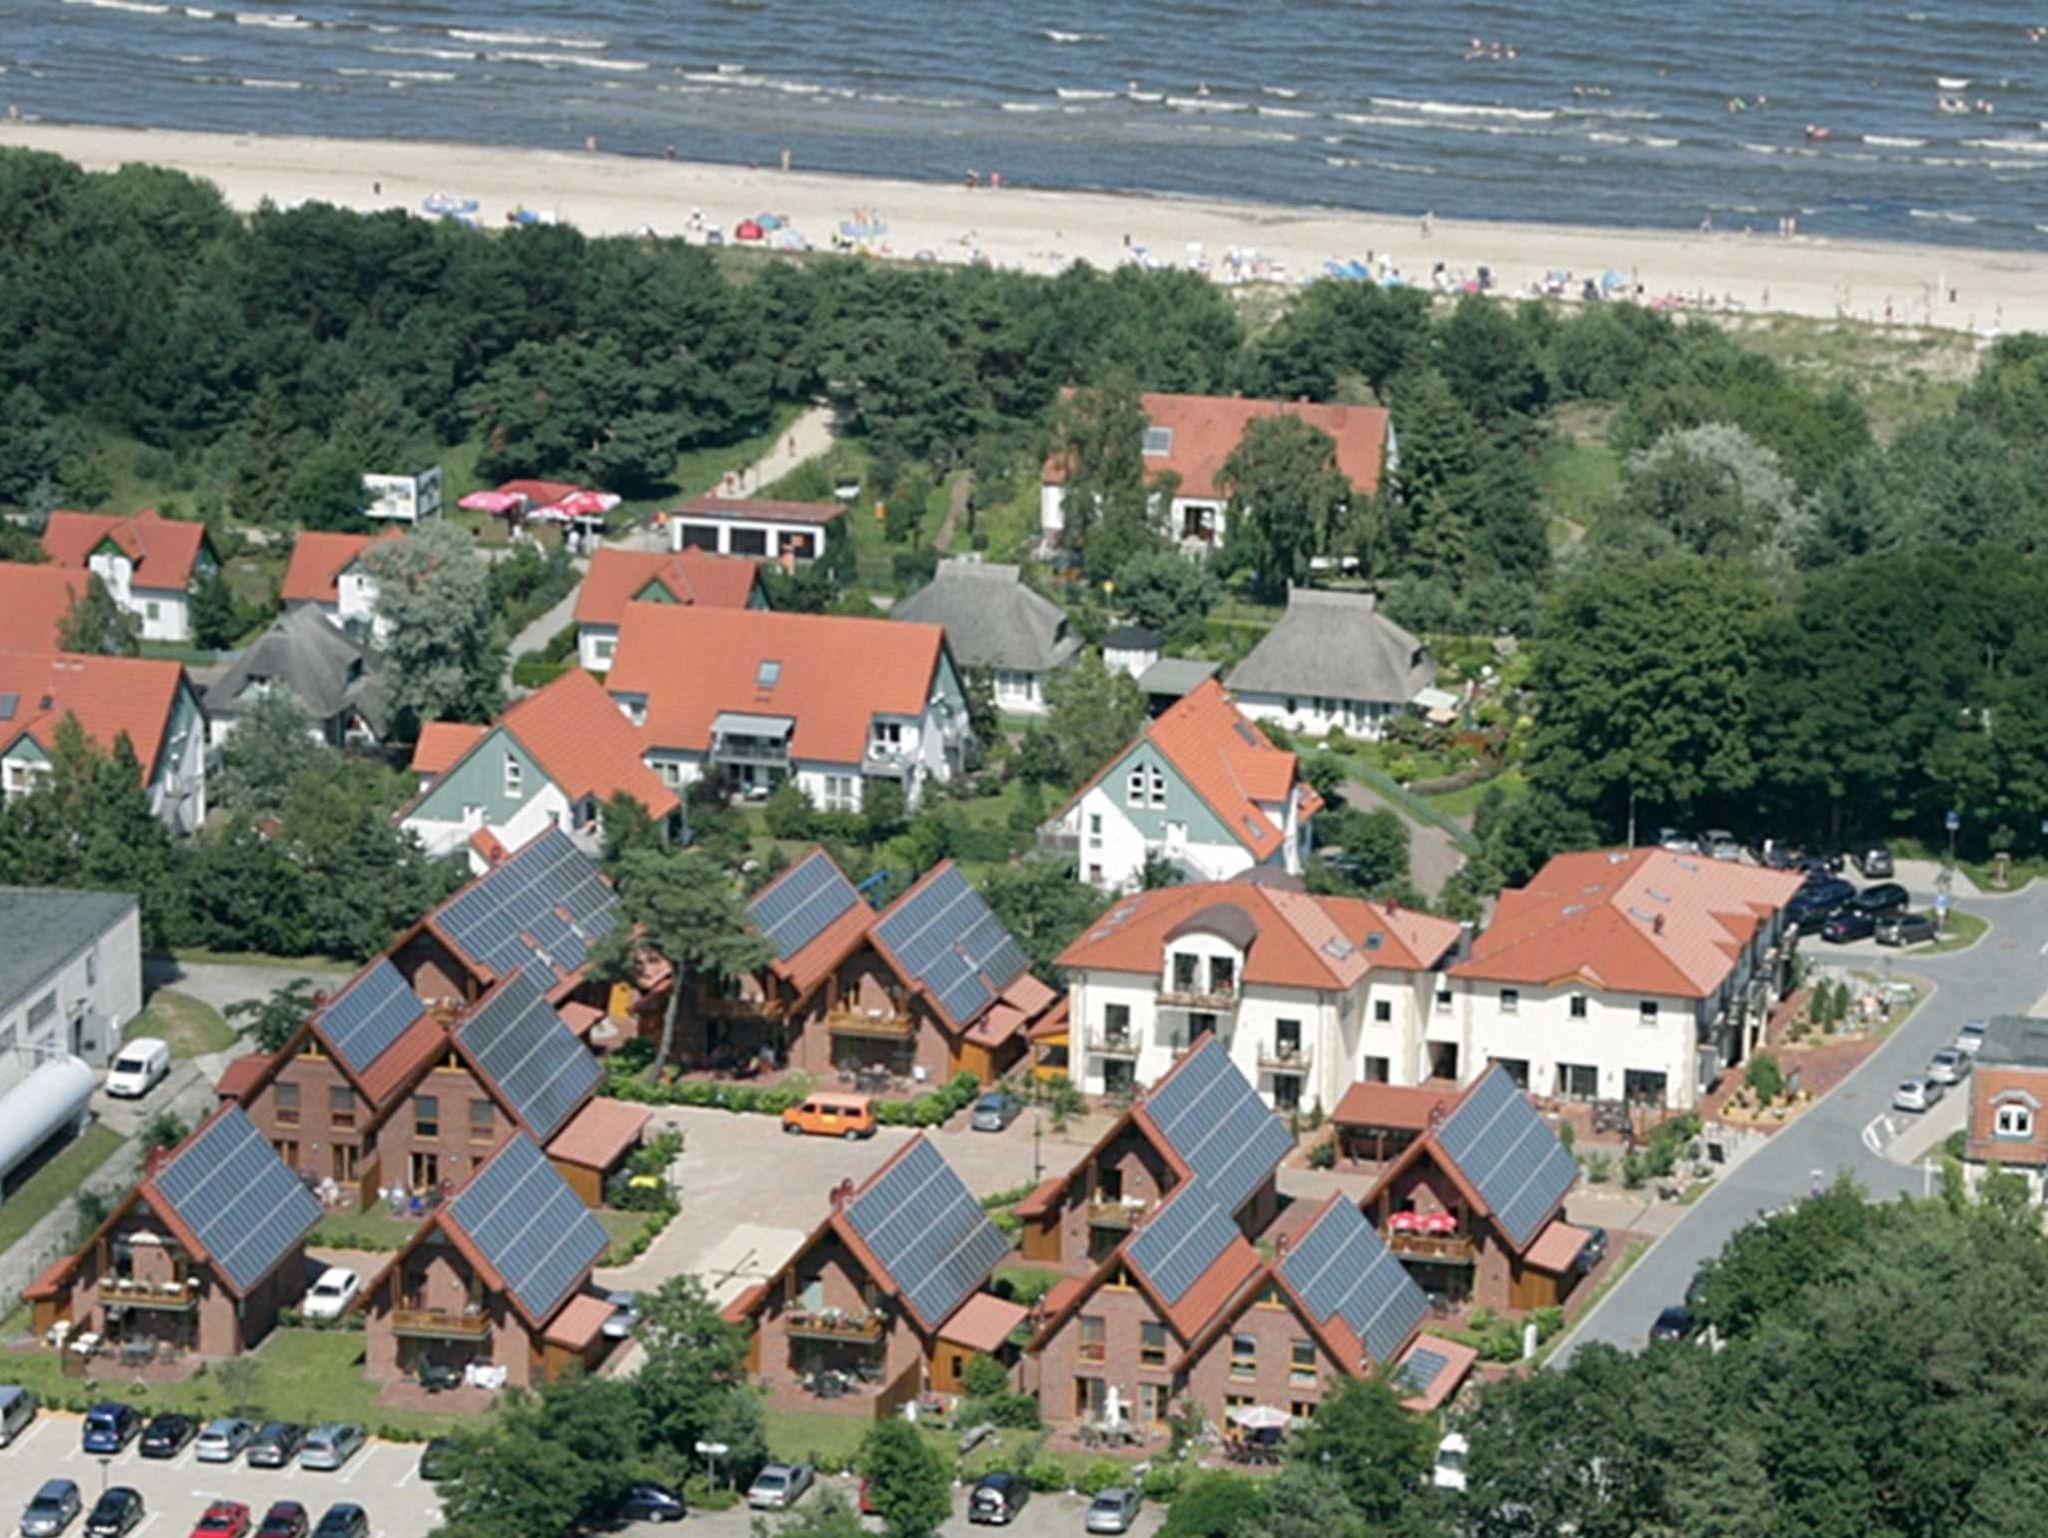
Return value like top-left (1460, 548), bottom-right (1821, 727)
top-left (1554, 881), bottom-right (2048, 1364)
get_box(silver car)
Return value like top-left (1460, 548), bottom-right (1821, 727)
top-left (1893, 1077), bottom-right (1943, 1113)
top-left (1927, 1047), bottom-right (1970, 1086)
top-left (20, 1481), bottom-right (79, 1538)
top-left (300, 1423), bottom-right (366, 1471)
top-left (1086, 1489), bottom-right (1144, 1535)
top-left (745, 1463), bottom-right (814, 1511)
top-left (1957, 1019), bottom-right (1988, 1056)
top-left (194, 1417), bottom-right (255, 1464)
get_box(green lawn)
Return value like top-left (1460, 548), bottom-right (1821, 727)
top-left (671, 401), bottom-right (803, 502)
top-left (764, 1405), bottom-right (871, 1469)
top-left (130, 990), bottom-right (235, 1060)
top-left (0, 1125), bottom-right (125, 1254)
top-left (310, 1208), bottom-right (420, 1252)
top-left (1422, 768), bottom-right (1528, 822)
top-left (165, 947), bottom-right (355, 971)
top-left (0, 1328), bottom-right (460, 1439)
top-left (1907, 909), bottom-right (1988, 956)
top-left (1538, 434), bottom-right (1620, 530)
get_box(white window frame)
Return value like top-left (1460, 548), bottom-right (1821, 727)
top-left (1639, 999), bottom-right (1660, 1025)
top-left (1126, 768), bottom-right (1147, 808)
top-left (503, 756), bottom-right (524, 798)
top-left (1995, 1102), bottom-right (2035, 1140)
top-left (1148, 766), bottom-right (1167, 809)
top-left (1569, 993), bottom-right (1588, 1020)
top-left (1500, 988), bottom-right (1519, 1016)
top-left (823, 774), bottom-right (858, 813)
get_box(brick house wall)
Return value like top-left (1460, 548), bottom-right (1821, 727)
top-left (391, 931), bottom-right (484, 1006)
top-left (1035, 1279), bottom-right (1182, 1428)
top-left (1038, 1127), bottom-right (1180, 1272)
top-left (242, 1052), bottom-right (367, 1190)
top-left (59, 1200), bottom-right (298, 1357)
top-left (784, 949), bottom-right (955, 1085)
top-left (364, 1233), bottom-right (540, 1387)
top-left (1179, 1290), bottom-right (1344, 1426)
top-left (751, 1230), bottom-right (928, 1408)
top-left (1371, 1158), bottom-right (1516, 1312)
top-left (377, 1062), bottom-right (512, 1193)
top-left (1968, 1064), bottom-right (2048, 1167)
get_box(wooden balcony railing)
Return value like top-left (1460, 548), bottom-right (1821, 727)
top-left (827, 1008), bottom-right (914, 1041)
top-left (1086, 1200), bottom-right (1149, 1230)
top-left (784, 1309), bottom-right (884, 1343)
top-left (1383, 1231), bottom-right (1478, 1263)
top-left (391, 1307), bottom-right (492, 1340)
top-left (700, 994), bottom-right (783, 1021)
top-left (99, 1276), bottom-right (197, 1311)
top-left (1158, 986), bottom-right (1237, 1011)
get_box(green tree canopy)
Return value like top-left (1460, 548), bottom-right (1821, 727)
top-left (363, 518), bottom-right (504, 727)
top-left (1044, 650), bottom-right (1146, 789)
top-left (57, 574), bottom-right (139, 657)
top-left (1220, 415), bottom-right (1352, 599)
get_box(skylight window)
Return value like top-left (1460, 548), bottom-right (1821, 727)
top-left (756, 659), bottom-right (782, 689)
top-left (1142, 425), bottom-right (1174, 456)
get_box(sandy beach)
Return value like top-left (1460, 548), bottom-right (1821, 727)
top-left (4, 123), bottom-right (2041, 335)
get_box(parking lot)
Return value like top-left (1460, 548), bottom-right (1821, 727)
top-left (0, 1415), bottom-right (440, 1538)
top-left (617, 1476), bottom-right (1167, 1538)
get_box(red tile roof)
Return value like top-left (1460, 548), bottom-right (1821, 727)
top-left (280, 530), bottom-right (398, 605)
top-left (542, 1292), bottom-right (616, 1350)
top-left (607, 606), bottom-right (946, 766)
top-left (1058, 880), bottom-right (1461, 990)
top-left (1523, 1219), bottom-right (1591, 1274)
top-left (411, 722), bottom-right (485, 778)
top-left (1332, 1081), bottom-right (1453, 1132)
top-left (547, 1096), bottom-right (651, 1170)
top-left (0, 563), bottom-right (84, 653)
top-left (574, 547), bottom-right (760, 628)
top-left (41, 509), bottom-right (210, 590)
top-left (1044, 391), bottom-right (1392, 501)
top-left (423, 670), bottom-right (680, 821)
top-left (0, 650), bottom-right (191, 781)
top-left (938, 1293), bottom-right (1029, 1351)
top-left (1055, 680), bottom-right (1314, 863)
top-left (1398, 1334), bottom-right (1478, 1413)
top-left (1454, 848), bottom-right (1805, 998)
top-left (213, 1052), bottom-right (271, 1102)
top-left (354, 1011), bottom-right (447, 1109)
top-left (673, 495), bottom-right (846, 526)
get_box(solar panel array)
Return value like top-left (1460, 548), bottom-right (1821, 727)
top-left (447, 1133), bottom-right (608, 1324)
top-left (434, 828), bottom-right (617, 980)
top-left (1126, 1187), bottom-right (1244, 1305)
top-left (1397, 1345), bottom-right (1449, 1396)
top-left (843, 1138), bottom-right (1012, 1328)
top-left (455, 969), bottom-right (603, 1143)
top-left (873, 865), bottom-right (1032, 1026)
top-left (1142, 1038), bottom-right (1296, 1217)
top-left (1436, 1067), bottom-right (1579, 1249)
top-left (318, 959), bottom-right (423, 1077)
top-left (1281, 1200), bottom-right (1428, 1365)
top-left (749, 850), bottom-right (863, 961)
top-left (150, 1107), bottom-right (321, 1295)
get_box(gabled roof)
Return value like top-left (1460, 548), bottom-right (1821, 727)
top-left (1365, 1065), bottom-right (1578, 1254)
top-left (0, 650), bottom-right (193, 782)
top-left (412, 722), bottom-right (485, 778)
top-left (674, 495), bottom-right (845, 526)
top-left (434, 1132), bottom-right (610, 1329)
top-left (41, 509), bottom-right (211, 590)
top-left (1225, 588), bottom-right (1435, 706)
top-left (546, 1096), bottom-right (652, 1170)
top-left (205, 607), bottom-right (384, 731)
top-left (891, 560), bottom-right (1081, 674)
top-left (0, 563), bottom-right (84, 653)
top-left (607, 605), bottom-right (947, 766)
top-left (451, 967), bottom-right (603, 1144)
top-left (279, 529), bottom-right (398, 605)
top-left (422, 669), bottom-right (679, 822)
top-left (1058, 879), bottom-right (1460, 990)
top-left (868, 861), bottom-right (1036, 1033)
top-left (1043, 391), bottom-right (1392, 501)
top-left (1453, 848), bottom-right (1805, 999)
top-left (574, 547), bottom-right (760, 629)
top-left (745, 847), bottom-right (877, 999)
top-left (1052, 680), bottom-right (1314, 863)
top-left (416, 826), bottom-right (619, 994)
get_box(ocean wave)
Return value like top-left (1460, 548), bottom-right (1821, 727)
top-left (1262, 86), bottom-right (1300, 98)
top-left (338, 66), bottom-right (455, 82)
top-left (1911, 208), bottom-right (1977, 223)
top-left (235, 12), bottom-right (311, 28)
top-left (1056, 87), bottom-right (1115, 100)
top-left (451, 28), bottom-right (603, 49)
top-left (1864, 134), bottom-right (1927, 147)
top-left (1371, 159), bottom-right (1436, 175)
top-left (1127, 90), bottom-right (1162, 103)
top-left (371, 44), bottom-right (475, 61)
top-left (1371, 95), bottom-right (1555, 122)
top-left (1561, 106), bottom-right (1664, 121)
top-left (1964, 138), bottom-right (2048, 153)
top-left (1167, 96), bottom-right (1249, 112)
top-left (1936, 75), bottom-right (1970, 89)
top-left (62, 0), bottom-right (170, 14)
top-left (1041, 30), bottom-right (1104, 43)
top-left (184, 5), bottom-right (213, 14)
top-left (1001, 101), bottom-right (1054, 112)
top-left (1640, 135), bottom-right (1678, 148)
top-left (1587, 131), bottom-right (1628, 144)
top-left (487, 51), bottom-right (649, 71)
top-left (1258, 105), bottom-right (1311, 119)
top-left (238, 75), bottom-right (302, 87)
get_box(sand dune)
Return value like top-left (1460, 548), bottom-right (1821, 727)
top-left (3, 123), bottom-right (2039, 335)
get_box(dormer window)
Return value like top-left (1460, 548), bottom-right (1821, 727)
top-left (1142, 425), bottom-right (1173, 456)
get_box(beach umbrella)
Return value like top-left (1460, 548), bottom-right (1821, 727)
top-left (1602, 269), bottom-right (1625, 292)
top-left (1228, 1405), bottom-right (1290, 1432)
top-left (457, 489), bottom-right (526, 514)
top-left (756, 213), bottom-right (784, 230)
top-left (735, 219), bottom-right (765, 242)
top-left (550, 489), bottom-right (621, 516)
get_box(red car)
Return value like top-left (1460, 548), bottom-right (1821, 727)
top-left (257, 1504), bottom-right (308, 1538)
top-left (192, 1502), bottom-right (251, 1538)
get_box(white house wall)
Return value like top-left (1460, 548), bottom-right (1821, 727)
top-left (1233, 691), bottom-right (1403, 743)
top-left (579, 623), bottom-right (620, 673)
top-left (1435, 980), bottom-right (1701, 1109)
top-left (0, 901), bottom-right (142, 1080)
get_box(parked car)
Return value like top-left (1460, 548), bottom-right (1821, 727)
top-left (299, 1424), bottom-right (366, 1472)
top-left (1086, 1488), bottom-right (1144, 1534)
top-left (1649, 1306), bottom-right (1693, 1343)
top-left (83, 1490), bottom-right (142, 1538)
top-left (416, 1440), bottom-right (456, 1483)
top-left (139, 1412), bottom-right (196, 1459)
top-left (1785, 877), bottom-right (1856, 930)
top-left (614, 1484), bottom-right (685, 1524)
top-left (1850, 882), bottom-right (1910, 917)
top-left (1875, 912), bottom-right (1938, 947)
top-left (20, 1481), bottom-right (81, 1538)
top-left (746, 1463), bottom-right (815, 1511)
top-left (104, 1038), bottom-right (170, 1100)
top-left (780, 1094), bottom-right (875, 1141)
top-left (968, 1473), bottom-right (1030, 1526)
top-left (1758, 841), bottom-right (1808, 870)
top-left (246, 1423), bottom-right (305, 1470)
top-left (0, 1386), bottom-right (36, 1446)
top-left (195, 1418), bottom-right (255, 1464)
top-left (1926, 1047), bottom-right (1970, 1086)
top-left (189, 1503), bottom-right (251, 1538)
top-left (1893, 1077), bottom-right (1943, 1113)
top-left (81, 1403), bottom-right (140, 1455)
top-left (1656, 827), bottom-right (1699, 854)
top-left (1701, 830), bottom-right (1742, 861)
top-left (598, 1289), bottom-right (639, 1341)
top-left (255, 1505), bottom-right (307, 1538)
top-left (1431, 1434), bottom-right (1469, 1494)
top-left (1819, 909), bottom-right (1876, 944)
top-left (308, 1506), bottom-right (366, 1538)
top-left (1853, 843), bottom-right (1895, 877)
top-left (300, 1268), bottom-right (361, 1323)
top-left (971, 1091), bottom-right (1023, 1133)
top-left (1958, 1019), bottom-right (1989, 1056)
top-left (1574, 1224), bottom-right (1610, 1274)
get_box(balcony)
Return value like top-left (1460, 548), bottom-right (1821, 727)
top-left (784, 1308), bottom-right (884, 1343)
top-left (391, 1307), bottom-right (492, 1340)
top-left (1093, 1032), bottom-right (1141, 1059)
top-left (1259, 1042), bottom-right (1312, 1072)
top-left (701, 993), bottom-right (783, 1022)
top-left (863, 741), bottom-right (915, 776)
top-left (827, 1007), bottom-right (915, 1041)
top-left (1158, 983), bottom-right (1238, 1012)
top-left (1086, 1200), bottom-right (1149, 1230)
top-left (99, 1276), bottom-right (197, 1311)
top-left (1038, 829), bottom-right (1080, 856)
top-left (1382, 1230), bottom-right (1477, 1264)
top-left (711, 737), bottom-right (791, 766)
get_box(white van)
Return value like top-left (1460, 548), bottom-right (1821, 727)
top-left (105, 1038), bottom-right (171, 1099)
top-left (0, 1386), bottom-right (37, 1446)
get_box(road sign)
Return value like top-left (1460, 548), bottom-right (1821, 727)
top-left (1936, 892), bottom-right (1953, 916)
top-left (1946, 809), bottom-right (1962, 831)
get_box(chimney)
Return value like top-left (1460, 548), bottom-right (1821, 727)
top-left (1273, 1232), bottom-right (1291, 1257)
top-left (311, 989), bottom-right (329, 1008)
top-left (1653, 913), bottom-right (1665, 936)
top-left (829, 1177), bottom-right (856, 1210)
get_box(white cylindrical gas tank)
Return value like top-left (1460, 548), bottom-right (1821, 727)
top-left (0, 1056), bottom-right (97, 1191)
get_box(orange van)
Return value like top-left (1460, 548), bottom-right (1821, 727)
top-left (781, 1092), bottom-right (877, 1140)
